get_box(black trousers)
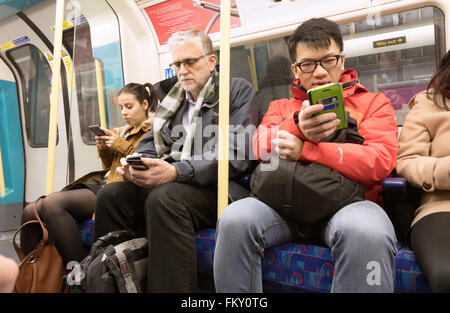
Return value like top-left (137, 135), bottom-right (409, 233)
top-left (94, 181), bottom-right (218, 292)
top-left (410, 211), bottom-right (450, 293)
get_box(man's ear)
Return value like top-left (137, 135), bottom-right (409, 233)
top-left (291, 63), bottom-right (299, 79)
top-left (208, 54), bottom-right (217, 71)
top-left (340, 53), bottom-right (346, 71)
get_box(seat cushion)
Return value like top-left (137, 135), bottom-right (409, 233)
top-left (195, 228), bottom-right (431, 293)
top-left (79, 223), bottom-right (431, 293)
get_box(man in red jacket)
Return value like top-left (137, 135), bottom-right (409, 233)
top-left (214, 18), bottom-right (399, 292)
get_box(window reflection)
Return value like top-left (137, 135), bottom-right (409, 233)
top-left (227, 6), bottom-right (444, 127)
top-left (7, 45), bottom-right (54, 147)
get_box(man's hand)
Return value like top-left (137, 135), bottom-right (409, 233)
top-left (272, 130), bottom-right (304, 161)
top-left (297, 100), bottom-right (340, 142)
top-left (118, 157), bottom-right (178, 188)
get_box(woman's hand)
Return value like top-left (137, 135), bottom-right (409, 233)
top-left (95, 127), bottom-right (119, 149)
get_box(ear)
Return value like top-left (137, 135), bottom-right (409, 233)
top-left (142, 99), bottom-right (149, 112)
top-left (208, 54), bottom-right (217, 72)
top-left (291, 63), bottom-right (299, 79)
top-left (340, 53), bottom-right (346, 71)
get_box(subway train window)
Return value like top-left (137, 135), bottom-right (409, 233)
top-left (219, 37), bottom-right (293, 118)
top-left (63, 22), bottom-right (109, 145)
top-left (7, 44), bottom-right (54, 147)
top-left (342, 6), bottom-right (445, 126)
top-left (227, 6), bottom-right (445, 125)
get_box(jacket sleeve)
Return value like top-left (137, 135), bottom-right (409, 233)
top-left (396, 94), bottom-right (450, 192)
top-left (135, 130), bottom-right (158, 158)
top-left (98, 128), bottom-right (120, 170)
top-left (298, 92), bottom-right (398, 188)
top-left (110, 136), bottom-right (135, 157)
top-left (252, 99), bottom-right (303, 161)
top-left (173, 78), bottom-right (259, 185)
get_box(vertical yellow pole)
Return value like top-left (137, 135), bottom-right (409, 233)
top-left (45, 0), bottom-right (65, 195)
top-left (95, 59), bottom-right (107, 128)
top-left (0, 147), bottom-right (6, 197)
top-left (248, 43), bottom-right (259, 92)
top-left (217, 0), bottom-right (230, 219)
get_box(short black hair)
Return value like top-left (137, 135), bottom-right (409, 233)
top-left (288, 18), bottom-right (343, 62)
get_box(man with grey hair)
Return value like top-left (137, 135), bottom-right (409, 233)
top-left (93, 29), bottom-right (258, 292)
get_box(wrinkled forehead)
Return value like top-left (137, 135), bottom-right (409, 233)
top-left (170, 38), bottom-right (205, 59)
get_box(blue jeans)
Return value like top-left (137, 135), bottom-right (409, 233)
top-left (214, 197), bottom-right (398, 293)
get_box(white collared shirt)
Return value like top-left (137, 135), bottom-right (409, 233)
top-left (182, 92), bottom-right (196, 134)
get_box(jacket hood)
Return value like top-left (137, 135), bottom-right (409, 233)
top-left (290, 69), bottom-right (366, 100)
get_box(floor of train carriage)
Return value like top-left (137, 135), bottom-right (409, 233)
top-left (0, 230), bottom-right (19, 263)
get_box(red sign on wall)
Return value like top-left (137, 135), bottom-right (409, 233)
top-left (144, 0), bottom-right (241, 46)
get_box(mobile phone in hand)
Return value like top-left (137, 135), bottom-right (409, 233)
top-left (307, 83), bottom-right (347, 129)
top-left (89, 125), bottom-right (106, 136)
top-left (126, 153), bottom-right (147, 170)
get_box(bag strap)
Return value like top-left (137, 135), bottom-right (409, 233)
top-left (12, 196), bottom-right (50, 262)
top-left (12, 220), bottom-right (41, 262)
top-left (89, 230), bottom-right (137, 257)
top-left (32, 196), bottom-right (50, 245)
top-left (115, 250), bottom-right (138, 293)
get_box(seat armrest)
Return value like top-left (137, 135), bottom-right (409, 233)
top-left (382, 177), bottom-right (420, 247)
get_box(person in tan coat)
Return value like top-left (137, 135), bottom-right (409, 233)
top-left (19, 82), bottom-right (158, 266)
top-left (396, 49), bottom-right (450, 293)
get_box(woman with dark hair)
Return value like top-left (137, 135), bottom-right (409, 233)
top-left (396, 50), bottom-right (450, 292)
top-left (19, 82), bottom-right (158, 266)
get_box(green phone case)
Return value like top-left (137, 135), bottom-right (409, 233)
top-left (307, 82), bottom-right (347, 130)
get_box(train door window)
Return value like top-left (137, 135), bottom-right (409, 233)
top-left (341, 6), bottom-right (445, 126)
top-left (6, 44), bottom-right (55, 147)
top-left (63, 22), bottom-right (109, 145)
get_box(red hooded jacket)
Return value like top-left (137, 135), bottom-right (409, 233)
top-left (253, 69), bottom-right (398, 204)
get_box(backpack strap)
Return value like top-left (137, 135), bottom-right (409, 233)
top-left (115, 250), bottom-right (139, 293)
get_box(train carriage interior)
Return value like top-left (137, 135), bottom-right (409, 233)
top-left (0, 0), bottom-right (448, 293)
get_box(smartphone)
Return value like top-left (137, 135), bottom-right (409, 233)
top-left (126, 153), bottom-right (147, 170)
top-left (307, 82), bottom-right (347, 129)
top-left (88, 125), bottom-right (106, 136)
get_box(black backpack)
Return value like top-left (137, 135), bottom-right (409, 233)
top-left (65, 230), bottom-right (148, 293)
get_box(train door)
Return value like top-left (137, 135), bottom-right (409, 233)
top-left (0, 13), bottom-right (71, 209)
top-left (0, 57), bottom-right (24, 231)
top-left (23, 0), bottom-right (125, 180)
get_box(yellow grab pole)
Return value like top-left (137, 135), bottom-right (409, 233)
top-left (217, 0), bottom-right (231, 219)
top-left (45, 0), bottom-right (65, 195)
top-left (248, 43), bottom-right (259, 92)
top-left (95, 59), bottom-right (107, 128)
top-left (0, 147), bottom-right (6, 197)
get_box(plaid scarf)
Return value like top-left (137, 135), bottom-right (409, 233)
top-left (153, 69), bottom-right (219, 160)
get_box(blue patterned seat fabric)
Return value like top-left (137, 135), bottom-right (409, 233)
top-left (195, 228), bottom-right (431, 293)
top-left (79, 222), bottom-right (430, 292)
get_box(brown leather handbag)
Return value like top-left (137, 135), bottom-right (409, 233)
top-left (12, 197), bottom-right (67, 293)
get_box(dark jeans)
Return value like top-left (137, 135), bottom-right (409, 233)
top-left (94, 181), bottom-right (218, 292)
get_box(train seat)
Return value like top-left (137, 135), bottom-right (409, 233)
top-left (78, 177), bottom-right (430, 293)
top-left (195, 229), bottom-right (430, 293)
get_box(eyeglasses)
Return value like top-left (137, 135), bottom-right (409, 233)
top-left (169, 55), bottom-right (208, 71)
top-left (294, 55), bottom-right (342, 73)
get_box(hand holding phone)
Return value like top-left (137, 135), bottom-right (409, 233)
top-left (307, 83), bottom-right (347, 129)
top-left (126, 153), bottom-right (147, 170)
top-left (89, 125), bottom-right (106, 136)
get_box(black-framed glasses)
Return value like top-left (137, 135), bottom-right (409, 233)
top-left (294, 55), bottom-right (342, 73)
top-left (169, 54), bottom-right (208, 70)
